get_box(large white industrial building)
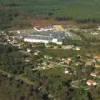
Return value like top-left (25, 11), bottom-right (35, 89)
top-left (23, 32), bottom-right (65, 45)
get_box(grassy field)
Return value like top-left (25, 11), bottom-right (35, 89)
top-left (1, 0), bottom-right (100, 29)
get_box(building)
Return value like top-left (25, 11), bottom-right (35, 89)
top-left (33, 25), bottom-right (64, 32)
top-left (90, 71), bottom-right (100, 78)
top-left (23, 32), bottom-right (65, 45)
top-left (33, 26), bottom-right (54, 32)
top-left (86, 80), bottom-right (97, 86)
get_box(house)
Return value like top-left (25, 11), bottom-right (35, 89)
top-left (27, 48), bottom-right (31, 53)
top-left (73, 46), bottom-right (81, 51)
top-left (90, 73), bottom-right (97, 77)
top-left (66, 58), bottom-right (72, 65)
top-left (64, 70), bottom-right (69, 74)
top-left (34, 50), bottom-right (40, 56)
top-left (86, 80), bottom-right (97, 86)
top-left (90, 71), bottom-right (100, 78)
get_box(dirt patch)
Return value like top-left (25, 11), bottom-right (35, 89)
top-left (32, 19), bottom-right (77, 27)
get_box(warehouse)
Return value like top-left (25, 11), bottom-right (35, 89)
top-left (23, 32), bottom-right (65, 45)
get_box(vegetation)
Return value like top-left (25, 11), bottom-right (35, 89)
top-left (1, 0), bottom-right (100, 29)
top-left (0, 40), bottom-right (99, 100)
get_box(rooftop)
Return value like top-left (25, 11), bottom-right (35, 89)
top-left (23, 31), bottom-right (66, 42)
top-left (86, 80), bottom-right (97, 86)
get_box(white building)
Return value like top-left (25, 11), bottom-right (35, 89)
top-left (33, 25), bottom-right (64, 32)
top-left (24, 37), bottom-right (49, 44)
top-left (86, 80), bottom-right (97, 86)
top-left (33, 26), bottom-right (53, 32)
top-left (24, 37), bottom-right (62, 45)
top-left (23, 32), bottom-right (65, 45)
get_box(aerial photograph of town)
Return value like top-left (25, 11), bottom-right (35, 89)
top-left (0, 0), bottom-right (100, 100)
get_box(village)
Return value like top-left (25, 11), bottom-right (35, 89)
top-left (0, 24), bottom-right (100, 100)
